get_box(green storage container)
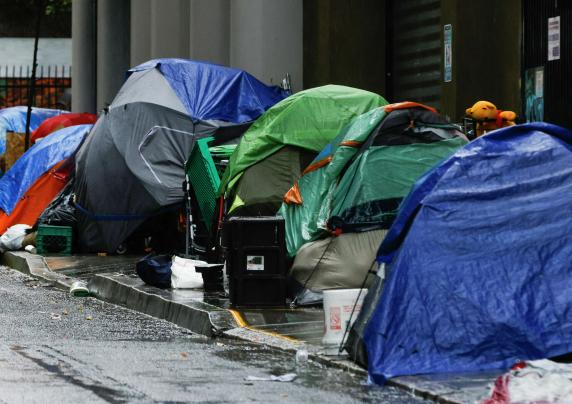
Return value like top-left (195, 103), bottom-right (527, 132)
top-left (37, 225), bottom-right (72, 256)
top-left (185, 138), bottom-right (236, 231)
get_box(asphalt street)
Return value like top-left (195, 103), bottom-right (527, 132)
top-left (0, 267), bottom-right (428, 403)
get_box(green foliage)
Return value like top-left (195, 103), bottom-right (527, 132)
top-left (45, 0), bottom-right (72, 16)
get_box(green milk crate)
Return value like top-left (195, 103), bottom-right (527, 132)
top-left (37, 225), bottom-right (73, 256)
top-left (185, 138), bottom-right (236, 232)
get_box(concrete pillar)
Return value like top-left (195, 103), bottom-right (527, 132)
top-left (150, 0), bottom-right (190, 59)
top-left (189, 0), bottom-right (229, 65)
top-left (97, 0), bottom-right (131, 111)
top-left (230, 0), bottom-right (303, 91)
top-left (130, 0), bottom-right (152, 66)
top-left (71, 0), bottom-right (97, 113)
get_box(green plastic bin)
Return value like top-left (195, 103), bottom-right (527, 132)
top-left (37, 225), bottom-right (73, 256)
top-left (185, 138), bottom-right (236, 231)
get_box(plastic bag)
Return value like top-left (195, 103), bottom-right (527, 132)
top-left (0, 224), bottom-right (32, 252)
top-left (136, 254), bottom-right (172, 289)
top-left (38, 180), bottom-right (76, 227)
top-left (171, 255), bottom-right (206, 289)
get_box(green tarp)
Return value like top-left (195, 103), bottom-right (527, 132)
top-left (280, 106), bottom-right (468, 257)
top-left (220, 85), bottom-right (388, 196)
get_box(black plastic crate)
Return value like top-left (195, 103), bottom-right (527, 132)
top-left (229, 275), bottom-right (287, 307)
top-left (222, 216), bottom-right (285, 249)
top-left (226, 246), bottom-right (286, 277)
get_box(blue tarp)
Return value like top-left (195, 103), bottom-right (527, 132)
top-left (0, 107), bottom-right (66, 155)
top-left (129, 58), bottom-right (289, 123)
top-left (365, 123), bottom-right (572, 384)
top-left (0, 124), bottom-right (92, 215)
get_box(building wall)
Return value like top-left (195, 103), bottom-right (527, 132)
top-left (150, 0), bottom-right (190, 59)
top-left (230, 0), bottom-right (303, 91)
top-left (76, 0), bottom-right (303, 113)
top-left (303, 0), bottom-right (387, 97)
top-left (441, 0), bottom-right (522, 121)
top-left (74, 0), bottom-right (523, 119)
top-left (189, 0), bottom-right (230, 65)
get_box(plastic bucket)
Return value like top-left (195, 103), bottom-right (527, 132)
top-left (322, 288), bottom-right (366, 355)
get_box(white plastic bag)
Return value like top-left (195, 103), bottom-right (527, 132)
top-left (170, 255), bottom-right (206, 289)
top-left (0, 224), bottom-right (32, 252)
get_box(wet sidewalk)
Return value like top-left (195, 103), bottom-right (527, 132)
top-left (1, 251), bottom-right (497, 403)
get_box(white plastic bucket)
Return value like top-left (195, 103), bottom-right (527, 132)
top-left (322, 288), bottom-right (366, 355)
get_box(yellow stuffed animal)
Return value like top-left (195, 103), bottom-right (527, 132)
top-left (466, 101), bottom-right (516, 137)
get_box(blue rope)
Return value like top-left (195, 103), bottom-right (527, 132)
top-left (74, 202), bottom-right (181, 222)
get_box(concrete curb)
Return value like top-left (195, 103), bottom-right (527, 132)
top-left (87, 273), bottom-right (236, 337)
top-left (1, 251), bottom-right (75, 290)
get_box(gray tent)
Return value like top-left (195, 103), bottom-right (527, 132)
top-left (74, 59), bottom-right (287, 252)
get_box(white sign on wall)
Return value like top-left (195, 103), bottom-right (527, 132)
top-left (444, 24), bottom-right (452, 82)
top-left (548, 16), bottom-right (561, 62)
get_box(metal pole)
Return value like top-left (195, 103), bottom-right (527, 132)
top-left (25, 0), bottom-right (46, 151)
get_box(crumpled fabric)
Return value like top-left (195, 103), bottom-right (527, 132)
top-left (484, 360), bottom-right (572, 404)
top-left (365, 123), bottom-right (572, 384)
top-left (0, 124), bottom-right (91, 215)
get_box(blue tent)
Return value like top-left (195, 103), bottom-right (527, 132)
top-left (0, 124), bottom-right (92, 215)
top-left (0, 106), bottom-right (66, 155)
top-left (365, 123), bottom-right (572, 384)
top-left (128, 58), bottom-right (289, 123)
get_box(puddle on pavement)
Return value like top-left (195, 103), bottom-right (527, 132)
top-left (214, 343), bottom-right (428, 403)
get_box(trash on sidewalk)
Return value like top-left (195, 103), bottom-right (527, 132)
top-left (0, 224), bottom-right (31, 252)
top-left (136, 254), bottom-right (172, 289)
top-left (484, 360), bottom-right (572, 404)
top-left (295, 349), bottom-right (308, 365)
top-left (171, 256), bottom-right (205, 289)
top-left (244, 373), bottom-right (297, 382)
top-left (69, 280), bottom-right (90, 297)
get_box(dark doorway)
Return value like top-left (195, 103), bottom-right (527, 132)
top-left (386, 0), bottom-right (442, 110)
top-left (523, 0), bottom-right (572, 128)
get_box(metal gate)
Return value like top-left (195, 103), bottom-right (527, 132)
top-left (0, 65), bottom-right (71, 109)
top-left (523, 0), bottom-right (572, 128)
top-left (387, 0), bottom-right (442, 110)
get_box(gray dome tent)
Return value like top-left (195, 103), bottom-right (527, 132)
top-left (74, 59), bottom-right (288, 252)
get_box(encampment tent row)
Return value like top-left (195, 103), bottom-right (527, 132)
top-left (1, 56), bottom-right (570, 391)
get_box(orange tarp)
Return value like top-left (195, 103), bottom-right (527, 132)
top-left (0, 161), bottom-right (70, 235)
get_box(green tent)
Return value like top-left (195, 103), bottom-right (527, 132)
top-left (280, 103), bottom-right (469, 259)
top-left (220, 85), bottom-right (388, 216)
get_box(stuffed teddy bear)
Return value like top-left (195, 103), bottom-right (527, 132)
top-left (466, 100), bottom-right (516, 137)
